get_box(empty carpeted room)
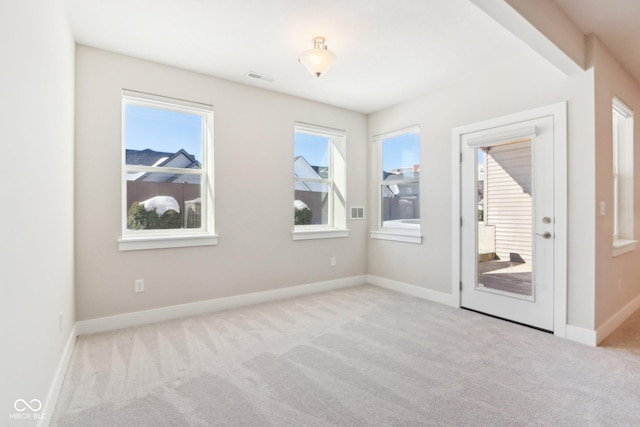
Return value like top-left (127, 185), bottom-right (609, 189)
top-left (4, 0), bottom-right (640, 426)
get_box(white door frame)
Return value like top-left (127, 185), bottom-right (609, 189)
top-left (451, 102), bottom-right (567, 337)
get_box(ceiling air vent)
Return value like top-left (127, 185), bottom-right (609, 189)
top-left (247, 71), bottom-right (274, 83)
top-left (350, 207), bottom-right (365, 220)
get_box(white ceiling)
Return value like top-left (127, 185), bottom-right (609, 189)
top-left (65, 0), bottom-right (640, 114)
top-left (554, 0), bottom-right (640, 86)
top-left (65, 0), bottom-right (530, 114)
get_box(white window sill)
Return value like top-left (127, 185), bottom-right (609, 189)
top-left (370, 229), bottom-right (423, 244)
top-left (292, 228), bottom-right (350, 241)
top-left (612, 239), bottom-right (637, 257)
top-left (118, 233), bottom-right (219, 251)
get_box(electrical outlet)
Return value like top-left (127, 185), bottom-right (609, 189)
top-left (135, 279), bottom-right (145, 293)
top-left (330, 257), bottom-right (337, 267)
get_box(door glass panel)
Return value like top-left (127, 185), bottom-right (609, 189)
top-left (476, 141), bottom-right (533, 299)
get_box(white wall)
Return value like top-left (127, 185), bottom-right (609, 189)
top-left (367, 47), bottom-right (596, 329)
top-left (0, 0), bottom-right (76, 425)
top-left (74, 46), bottom-right (368, 321)
top-left (590, 36), bottom-right (640, 329)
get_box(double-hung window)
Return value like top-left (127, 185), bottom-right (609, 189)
top-left (371, 126), bottom-right (422, 244)
top-left (119, 90), bottom-right (216, 251)
top-left (612, 97), bottom-right (635, 256)
top-left (293, 123), bottom-right (348, 240)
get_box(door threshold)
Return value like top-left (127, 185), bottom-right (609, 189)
top-left (461, 307), bottom-right (553, 334)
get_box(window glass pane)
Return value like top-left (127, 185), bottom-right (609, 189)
top-left (126, 174), bottom-right (201, 230)
top-left (294, 132), bottom-right (330, 176)
top-left (121, 92), bottom-right (213, 244)
top-left (613, 109), bottom-right (620, 237)
top-left (611, 100), bottom-right (634, 241)
top-left (381, 188), bottom-right (420, 225)
top-left (381, 132), bottom-right (420, 226)
top-left (382, 133), bottom-right (420, 179)
top-left (294, 130), bottom-right (331, 226)
top-left (294, 181), bottom-right (329, 225)
top-left (125, 104), bottom-right (202, 167)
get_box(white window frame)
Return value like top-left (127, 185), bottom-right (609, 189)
top-left (370, 125), bottom-right (422, 244)
top-left (612, 97), bottom-right (636, 257)
top-left (293, 122), bottom-right (348, 240)
top-left (118, 90), bottom-right (217, 251)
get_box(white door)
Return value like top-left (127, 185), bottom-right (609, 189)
top-left (460, 116), bottom-right (555, 331)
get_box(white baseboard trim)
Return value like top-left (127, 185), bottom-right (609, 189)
top-left (565, 324), bottom-right (597, 347)
top-left (39, 324), bottom-right (77, 427)
top-left (595, 292), bottom-right (640, 345)
top-left (76, 275), bottom-right (366, 336)
top-left (367, 275), bottom-right (458, 308)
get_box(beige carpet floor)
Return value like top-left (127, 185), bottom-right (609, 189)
top-left (52, 285), bottom-right (640, 426)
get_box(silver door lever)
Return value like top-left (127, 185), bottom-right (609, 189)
top-left (536, 231), bottom-right (552, 239)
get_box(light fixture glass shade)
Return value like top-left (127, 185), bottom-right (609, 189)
top-left (299, 37), bottom-right (336, 77)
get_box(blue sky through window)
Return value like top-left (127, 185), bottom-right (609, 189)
top-left (383, 133), bottom-right (420, 172)
top-left (125, 104), bottom-right (202, 161)
top-left (295, 132), bottom-right (329, 167)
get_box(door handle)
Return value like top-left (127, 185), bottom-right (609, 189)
top-left (536, 231), bottom-right (552, 239)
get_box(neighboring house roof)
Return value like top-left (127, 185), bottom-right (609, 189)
top-left (311, 165), bottom-right (329, 179)
top-left (126, 149), bottom-right (201, 183)
top-left (382, 170), bottom-right (420, 197)
top-left (126, 148), bottom-right (174, 166)
top-left (294, 156), bottom-right (325, 192)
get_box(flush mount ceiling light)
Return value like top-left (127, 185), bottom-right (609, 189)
top-left (298, 36), bottom-right (336, 77)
